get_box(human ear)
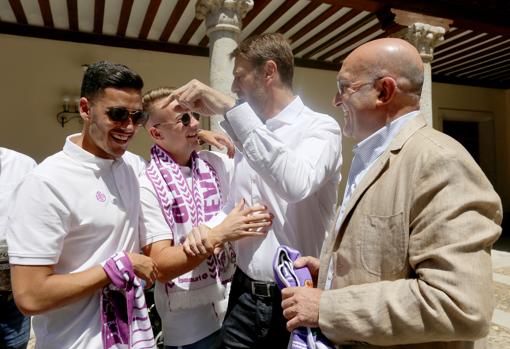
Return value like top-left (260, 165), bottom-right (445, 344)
top-left (375, 77), bottom-right (397, 106)
top-left (149, 127), bottom-right (163, 141)
top-left (79, 97), bottom-right (91, 121)
top-left (264, 60), bottom-right (277, 81)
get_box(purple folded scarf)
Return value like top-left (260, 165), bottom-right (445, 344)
top-left (101, 252), bottom-right (155, 349)
top-left (273, 245), bottom-right (334, 349)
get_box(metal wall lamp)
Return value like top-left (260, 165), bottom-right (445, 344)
top-left (56, 95), bottom-right (81, 127)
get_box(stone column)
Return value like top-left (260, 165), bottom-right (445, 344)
top-left (196, 0), bottom-right (253, 133)
top-left (390, 10), bottom-right (451, 127)
top-left (406, 23), bottom-right (445, 126)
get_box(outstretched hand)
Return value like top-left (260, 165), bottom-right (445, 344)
top-left (198, 130), bottom-right (235, 158)
top-left (183, 199), bottom-right (273, 257)
top-left (161, 79), bottom-right (236, 116)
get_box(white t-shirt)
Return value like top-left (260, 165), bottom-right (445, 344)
top-left (139, 150), bottom-right (233, 346)
top-left (0, 148), bottom-right (36, 241)
top-left (0, 148), bottom-right (36, 291)
top-left (7, 135), bottom-right (146, 349)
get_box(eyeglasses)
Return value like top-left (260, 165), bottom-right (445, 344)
top-left (336, 77), bottom-right (382, 97)
top-left (106, 107), bottom-right (148, 125)
top-left (153, 112), bottom-right (200, 128)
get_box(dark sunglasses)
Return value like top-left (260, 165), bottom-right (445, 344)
top-left (106, 107), bottom-right (148, 125)
top-left (179, 112), bottom-right (200, 126)
top-left (153, 112), bottom-right (200, 128)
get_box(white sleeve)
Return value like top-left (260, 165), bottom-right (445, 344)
top-left (139, 175), bottom-right (173, 247)
top-left (7, 174), bottom-right (70, 265)
top-left (225, 102), bottom-right (342, 203)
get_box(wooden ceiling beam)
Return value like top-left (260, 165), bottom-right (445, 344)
top-left (139, 0), bottom-right (161, 39)
top-left (9, 0), bottom-right (27, 24)
top-left (302, 13), bottom-right (376, 59)
top-left (433, 36), bottom-right (510, 67)
top-left (179, 18), bottom-right (202, 44)
top-left (468, 65), bottom-right (510, 79)
top-left (436, 49), bottom-right (510, 76)
top-left (289, 4), bottom-right (343, 44)
top-left (334, 0), bottom-right (509, 32)
top-left (434, 31), bottom-right (479, 53)
top-left (276, 1), bottom-right (322, 34)
top-left (117, 0), bottom-right (134, 36)
top-left (292, 8), bottom-right (361, 54)
top-left (0, 20), bottom-right (209, 57)
top-left (242, 0), bottom-right (271, 29)
top-left (67, 0), bottom-right (78, 31)
top-left (319, 23), bottom-right (380, 61)
top-left (38, 0), bottom-right (53, 27)
top-left (93, 0), bottom-right (105, 34)
top-left (159, 0), bottom-right (189, 42)
top-left (248, 0), bottom-right (299, 37)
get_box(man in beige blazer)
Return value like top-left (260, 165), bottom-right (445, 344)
top-left (281, 38), bottom-right (502, 348)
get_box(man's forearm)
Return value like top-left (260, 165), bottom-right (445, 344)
top-left (11, 264), bottom-right (110, 315)
top-left (149, 245), bottom-right (206, 283)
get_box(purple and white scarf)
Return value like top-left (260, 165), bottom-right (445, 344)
top-left (273, 246), bottom-right (334, 349)
top-left (100, 251), bottom-right (155, 349)
top-left (146, 144), bottom-right (235, 310)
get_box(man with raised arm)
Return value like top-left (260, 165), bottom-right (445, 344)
top-left (169, 33), bottom-right (343, 348)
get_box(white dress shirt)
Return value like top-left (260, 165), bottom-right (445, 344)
top-left (209, 96), bottom-right (342, 281)
top-left (325, 110), bottom-right (419, 289)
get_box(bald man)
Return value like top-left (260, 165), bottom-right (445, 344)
top-left (281, 38), bottom-right (502, 348)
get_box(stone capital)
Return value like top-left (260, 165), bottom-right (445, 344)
top-left (196, 0), bottom-right (253, 35)
top-left (406, 23), bottom-right (446, 62)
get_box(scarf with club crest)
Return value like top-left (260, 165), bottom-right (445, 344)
top-left (146, 144), bottom-right (235, 310)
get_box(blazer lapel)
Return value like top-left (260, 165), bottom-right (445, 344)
top-left (336, 115), bottom-right (428, 243)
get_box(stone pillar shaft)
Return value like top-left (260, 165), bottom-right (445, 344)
top-left (406, 22), bottom-right (446, 126)
top-left (196, 0), bottom-right (253, 133)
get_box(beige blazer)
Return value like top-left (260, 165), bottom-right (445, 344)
top-left (317, 115), bottom-right (502, 349)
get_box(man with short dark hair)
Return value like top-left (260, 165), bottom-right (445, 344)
top-left (281, 38), bottom-right (502, 349)
top-left (168, 33), bottom-right (343, 348)
top-left (7, 61), bottom-right (158, 349)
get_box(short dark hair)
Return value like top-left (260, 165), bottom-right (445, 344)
top-left (230, 33), bottom-right (294, 88)
top-left (80, 61), bottom-right (144, 100)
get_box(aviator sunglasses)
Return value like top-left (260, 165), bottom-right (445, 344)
top-left (106, 107), bottom-right (149, 125)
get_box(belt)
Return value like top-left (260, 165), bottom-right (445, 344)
top-left (235, 268), bottom-right (277, 298)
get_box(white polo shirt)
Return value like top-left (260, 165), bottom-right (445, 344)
top-left (0, 148), bottom-right (36, 241)
top-left (7, 134), bottom-right (146, 349)
top-left (0, 148), bottom-right (36, 291)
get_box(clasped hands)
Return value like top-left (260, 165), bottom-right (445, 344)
top-left (182, 199), bottom-right (272, 257)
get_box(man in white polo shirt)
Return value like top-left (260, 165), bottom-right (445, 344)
top-left (0, 147), bottom-right (36, 349)
top-left (6, 61), bottom-right (158, 349)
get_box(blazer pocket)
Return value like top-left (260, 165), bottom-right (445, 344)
top-left (361, 212), bottom-right (406, 276)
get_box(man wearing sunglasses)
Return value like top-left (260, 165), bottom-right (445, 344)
top-left (6, 61), bottom-right (158, 349)
top-left (168, 33), bottom-right (343, 348)
top-left (140, 87), bottom-right (272, 349)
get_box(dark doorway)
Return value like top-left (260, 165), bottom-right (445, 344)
top-left (442, 120), bottom-right (480, 164)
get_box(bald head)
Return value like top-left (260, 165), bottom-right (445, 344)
top-left (344, 38), bottom-right (424, 96)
